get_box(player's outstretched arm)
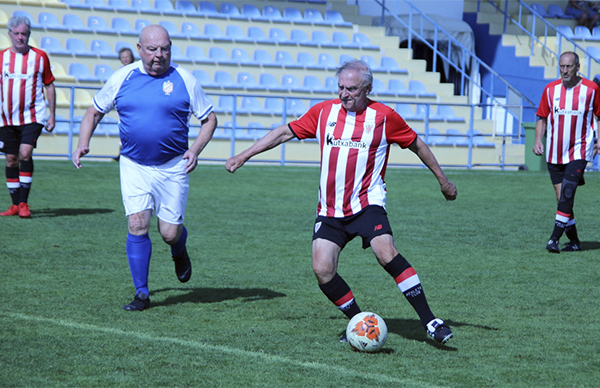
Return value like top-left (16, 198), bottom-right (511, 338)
top-left (408, 137), bottom-right (457, 201)
top-left (72, 106), bottom-right (104, 169)
top-left (226, 124), bottom-right (295, 173)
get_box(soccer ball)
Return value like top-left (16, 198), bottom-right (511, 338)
top-left (346, 312), bottom-right (388, 352)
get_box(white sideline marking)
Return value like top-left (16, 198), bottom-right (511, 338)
top-left (3, 311), bottom-right (446, 387)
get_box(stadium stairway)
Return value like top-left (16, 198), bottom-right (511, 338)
top-left (1, 0), bottom-right (508, 168)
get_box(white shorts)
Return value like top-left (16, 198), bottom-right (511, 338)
top-left (119, 155), bottom-right (189, 224)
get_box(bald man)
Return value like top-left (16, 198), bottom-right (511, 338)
top-left (73, 25), bottom-right (218, 311)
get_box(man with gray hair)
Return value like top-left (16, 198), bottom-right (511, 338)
top-left (226, 59), bottom-right (457, 345)
top-left (0, 16), bottom-right (56, 218)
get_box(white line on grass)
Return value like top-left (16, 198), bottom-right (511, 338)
top-left (3, 311), bottom-right (447, 388)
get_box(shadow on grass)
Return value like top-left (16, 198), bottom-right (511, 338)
top-left (385, 318), bottom-right (499, 351)
top-left (150, 287), bottom-right (286, 307)
top-left (581, 241), bottom-right (600, 251)
top-left (32, 208), bottom-right (115, 217)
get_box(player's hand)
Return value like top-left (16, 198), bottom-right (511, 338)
top-left (182, 150), bottom-right (199, 174)
top-left (440, 180), bottom-right (457, 201)
top-left (72, 146), bottom-right (90, 169)
top-left (225, 156), bottom-right (245, 173)
top-left (45, 116), bottom-right (55, 133)
top-left (533, 141), bottom-right (544, 156)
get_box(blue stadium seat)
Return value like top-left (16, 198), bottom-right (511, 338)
top-left (332, 32), bottom-right (353, 47)
top-left (87, 16), bottom-right (112, 33)
top-left (107, 0), bottom-right (129, 10)
top-left (339, 54), bottom-right (353, 65)
top-left (238, 96), bottom-right (263, 114)
top-left (530, 3), bottom-right (551, 17)
top-left (557, 25), bottom-right (574, 39)
top-left (317, 53), bottom-right (337, 69)
top-left (159, 21), bottom-right (183, 38)
top-left (215, 95), bottom-right (236, 114)
top-left (135, 19), bottom-right (152, 33)
top-left (262, 5), bottom-right (283, 20)
top-left (548, 4), bottom-right (575, 18)
top-left (220, 2), bottom-right (244, 19)
top-left (280, 74), bottom-right (304, 91)
top-left (394, 103), bottom-right (420, 121)
top-left (112, 17), bottom-right (136, 35)
top-left (444, 128), bottom-right (468, 146)
top-left (186, 46), bottom-right (211, 63)
top-left (408, 80), bottom-right (436, 97)
top-left (325, 10), bottom-right (352, 27)
top-left (68, 63), bottom-right (97, 81)
top-left (85, 0), bottom-right (111, 10)
top-left (94, 64), bottom-right (114, 81)
top-left (323, 76), bottom-right (338, 92)
top-left (380, 57), bottom-right (409, 74)
top-left (290, 29), bottom-right (317, 46)
top-left (259, 74), bottom-right (281, 90)
top-left (214, 70), bottom-right (237, 88)
top-left (208, 47), bottom-right (230, 63)
top-left (269, 28), bottom-right (290, 44)
top-left (414, 104), bottom-right (432, 121)
top-left (192, 69), bottom-right (217, 88)
top-left (226, 25), bottom-right (252, 42)
top-left (387, 79), bottom-right (414, 97)
top-left (66, 38), bottom-right (94, 56)
top-left (467, 130), bottom-right (495, 147)
top-left (286, 98), bottom-right (307, 116)
top-left (175, 0), bottom-right (199, 15)
top-left (248, 27), bottom-right (270, 43)
top-left (304, 8), bottom-right (325, 24)
top-left (241, 4), bottom-right (265, 20)
top-left (303, 75), bottom-right (327, 93)
top-left (54, 115), bottom-right (71, 134)
top-left (204, 23), bottom-right (227, 41)
top-left (40, 36), bottom-right (68, 55)
top-left (60, 0), bottom-right (87, 8)
top-left (170, 44), bottom-right (190, 62)
top-left (38, 12), bottom-right (67, 31)
top-left (432, 105), bottom-right (465, 122)
top-left (254, 49), bottom-right (276, 66)
top-left (199, 1), bottom-right (223, 18)
top-left (311, 30), bottom-right (336, 47)
top-left (371, 79), bottom-right (388, 95)
top-left (424, 128), bottom-right (446, 146)
top-left (297, 52), bottom-right (319, 69)
top-left (352, 33), bottom-right (379, 49)
top-left (62, 14), bottom-right (88, 32)
top-left (230, 48), bottom-right (253, 64)
top-left (237, 72), bottom-right (261, 90)
top-left (154, 0), bottom-right (178, 14)
top-left (360, 55), bottom-right (380, 71)
top-left (181, 22), bottom-right (205, 39)
top-left (131, 0), bottom-right (155, 13)
top-left (274, 50), bottom-right (296, 67)
top-left (574, 26), bottom-right (593, 40)
top-left (90, 39), bottom-right (117, 57)
top-left (264, 97), bottom-right (284, 115)
top-left (283, 7), bottom-right (305, 23)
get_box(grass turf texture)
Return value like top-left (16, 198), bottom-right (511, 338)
top-left (1, 160), bottom-right (599, 387)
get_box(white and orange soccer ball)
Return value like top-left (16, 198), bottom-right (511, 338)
top-left (346, 312), bottom-right (388, 352)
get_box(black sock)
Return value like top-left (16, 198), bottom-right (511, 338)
top-left (5, 166), bottom-right (19, 205)
top-left (550, 220), bottom-right (567, 242)
top-left (19, 159), bottom-right (33, 204)
top-left (565, 222), bottom-right (579, 243)
top-left (319, 273), bottom-right (361, 319)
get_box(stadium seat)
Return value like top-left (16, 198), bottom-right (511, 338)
top-left (37, 12), bottom-right (67, 31)
top-left (360, 55), bottom-right (380, 71)
top-left (237, 72), bottom-right (260, 90)
top-left (254, 49), bottom-right (276, 66)
top-left (332, 32), bottom-right (353, 47)
top-left (90, 39), bottom-right (117, 57)
top-left (154, 0), bottom-right (178, 14)
top-left (159, 21), bottom-right (183, 38)
top-left (170, 44), bottom-right (190, 62)
top-left (269, 28), bottom-right (290, 44)
top-left (262, 6), bottom-right (283, 20)
top-left (297, 52), bottom-right (319, 69)
top-left (557, 25), bottom-right (574, 39)
top-left (283, 7), bottom-right (305, 23)
top-left (323, 76), bottom-right (338, 92)
top-left (63, 14), bottom-right (88, 32)
top-left (40, 36), bottom-right (68, 55)
top-left (311, 30), bottom-right (335, 47)
top-left (87, 16), bottom-right (112, 33)
top-left (53, 115), bottom-right (71, 134)
top-left (204, 23), bottom-right (228, 41)
top-left (352, 33), bottom-right (379, 49)
top-left (208, 47), bottom-right (230, 63)
top-left (107, 0), bottom-right (129, 10)
top-left (259, 73), bottom-right (281, 90)
top-left (318, 53), bottom-right (338, 69)
top-left (66, 38), bottom-right (94, 56)
top-left (226, 25), bottom-right (252, 43)
top-left (530, 3), bottom-right (551, 17)
top-left (220, 2), bottom-right (244, 19)
top-left (303, 75), bottom-right (327, 93)
top-left (186, 46), bottom-right (211, 63)
top-left (175, 0), bottom-right (199, 15)
top-left (574, 26), bottom-right (594, 40)
top-left (248, 26), bottom-right (270, 43)
top-left (414, 104), bottom-right (432, 121)
top-left (215, 95), bottom-right (235, 114)
top-left (135, 19), bottom-right (152, 33)
top-left (394, 103), bottom-right (420, 121)
top-left (444, 128), bottom-right (468, 146)
top-left (290, 29), bottom-right (316, 46)
top-left (424, 128), bottom-right (446, 146)
top-left (181, 22), bottom-right (205, 39)
top-left (380, 57), bottom-right (409, 74)
top-left (285, 98), bottom-right (307, 116)
top-left (112, 17), bottom-right (136, 35)
top-left (304, 8), bottom-right (325, 24)
top-left (94, 64), bottom-right (114, 81)
top-left (241, 4), bottom-right (265, 20)
top-left (131, 0), bottom-right (155, 12)
top-left (547, 4), bottom-right (575, 18)
top-left (339, 54), bottom-right (353, 65)
top-left (274, 50), bottom-right (296, 67)
top-left (280, 74), bottom-right (304, 91)
top-left (324, 10), bottom-right (352, 27)
top-left (199, 1), bottom-right (223, 18)
top-left (214, 70), bottom-right (237, 88)
top-left (432, 105), bottom-right (465, 122)
top-left (593, 26), bottom-right (600, 40)
top-left (230, 48), bottom-right (253, 64)
top-left (68, 63), bottom-right (97, 81)
top-left (372, 79), bottom-right (392, 95)
top-left (386, 79), bottom-right (413, 97)
top-left (60, 0), bottom-right (87, 8)
top-left (467, 129), bottom-right (495, 147)
top-left (192, 69), bottom-right (217, 88)
top-left (408, 80), bottom-right (436, 97)
top-left (238, 96), bottom-right (263, 114)
top-left (264, 97), bottom-right (284, 115)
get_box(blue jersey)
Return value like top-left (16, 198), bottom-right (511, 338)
top-left (93, 61), bottom-right (213, 165)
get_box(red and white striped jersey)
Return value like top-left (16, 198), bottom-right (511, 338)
top-left (0, 47), bottom-right (55, 127)
top-left (289, 98), bottom-right (417, 218)
top-left (537, 78), bottom-right (600, 164)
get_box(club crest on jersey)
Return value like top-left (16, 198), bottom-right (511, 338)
top-left (163, 80), bottom-right (174, 95)
top-left (364, 123), bottom-right (374, 133)
top-left (315, 221), bottom-right (322, 233)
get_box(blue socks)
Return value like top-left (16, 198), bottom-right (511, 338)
top-left (126, 233), bottom-right (152, 296)
top-left (170, 226), bottom-right (187, 258)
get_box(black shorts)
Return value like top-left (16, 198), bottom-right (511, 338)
top-left (0, 123), bottom-right (44, 155)
top-left (547, 159), bottom-right (587, 186)
top-left (312, 205), bottom-right (393, 249)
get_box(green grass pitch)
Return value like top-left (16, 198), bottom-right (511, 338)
top-left (0, 160), bottom-right (599, 387)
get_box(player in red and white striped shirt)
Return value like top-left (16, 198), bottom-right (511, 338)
top-left (0, 16), bottom-right (56, 218)
top-left (226, 59), bottom-right (457, 344)
top-left (534, 51), bottom-right (600, 252)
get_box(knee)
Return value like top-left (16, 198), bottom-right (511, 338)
top-left (312, 260), bottom-right (335, 284)
top-left (559, 180), bottom-right (578, 203)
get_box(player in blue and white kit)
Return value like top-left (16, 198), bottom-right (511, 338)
top-left (73, 25), bottom-right (218, 311)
